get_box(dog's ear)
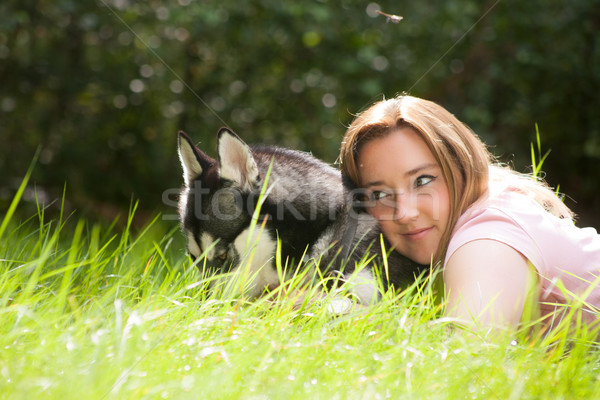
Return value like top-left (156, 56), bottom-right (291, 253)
top-left (178, 131), bottom-right (215, 187)
top-left (217, 127), bottom-right (259, 190)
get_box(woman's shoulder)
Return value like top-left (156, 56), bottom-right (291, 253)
top-left (459, 176), bottom-right (564, 228)
top-left (454, 186), bottom-right (578, 242)
top-left (448, 186), bottom-right (600, 273)
top-left (454, 188), bottom-right (537, 231)
top-left (447, 188), bottom-right (557, 270)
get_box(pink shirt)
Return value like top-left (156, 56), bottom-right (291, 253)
top-left (445, 189), bottom-right (600, 324)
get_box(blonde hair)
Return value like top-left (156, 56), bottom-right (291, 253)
top-left (339, 95), bottom-right (573, 263)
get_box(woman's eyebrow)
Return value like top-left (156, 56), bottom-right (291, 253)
top-left (405, 162), bottom-right (438, 177)
top-left (362, 163), bottom-right (439, 188)
top-left (363, 180), bottom-right (385, 189)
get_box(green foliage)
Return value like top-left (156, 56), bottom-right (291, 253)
top-left (1, 0), bottom-right (599, 225)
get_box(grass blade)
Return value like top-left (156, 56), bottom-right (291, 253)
top-left (0, 148), bottom-right (40, 243)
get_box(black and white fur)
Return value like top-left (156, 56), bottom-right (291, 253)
top-left (177, 128), bottom-right (425, 302)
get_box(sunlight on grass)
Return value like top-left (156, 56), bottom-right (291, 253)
top-left (2, 140), bottom-right (600, 399)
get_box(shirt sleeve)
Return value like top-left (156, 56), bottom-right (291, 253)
top-left (445, 206), bottom-right (544, 273)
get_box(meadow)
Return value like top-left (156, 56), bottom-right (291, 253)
top-left (2, 161), bottom-right (600, 400)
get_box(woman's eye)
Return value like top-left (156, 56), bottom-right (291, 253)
top-left (415, 175), bottom-right (435, 188)
top-left (371, 190), bottom-right (390, 201)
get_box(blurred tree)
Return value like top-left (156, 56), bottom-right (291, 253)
top-left (0, 0), bottom-right (598, 227)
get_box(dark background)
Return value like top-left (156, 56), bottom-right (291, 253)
top-left (1, 0), bottom-right (599, 228)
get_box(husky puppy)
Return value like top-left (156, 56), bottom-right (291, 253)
top-left (177, 128), bottom-right (425, 303)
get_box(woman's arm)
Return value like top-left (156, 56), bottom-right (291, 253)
top-left (444, 239), bottom-right (538, 327)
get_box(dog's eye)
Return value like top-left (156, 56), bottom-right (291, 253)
top-left (216, 251), bottom-right (228, 261)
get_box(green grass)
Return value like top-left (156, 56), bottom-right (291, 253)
top-left (2, 165), bottom-right (600, 399)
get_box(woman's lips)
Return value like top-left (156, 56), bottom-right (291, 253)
top-left (402, 227), bottom-right (433, 241)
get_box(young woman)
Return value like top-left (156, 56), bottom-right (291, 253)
top-left (339, 95), bottom-right (600, 329)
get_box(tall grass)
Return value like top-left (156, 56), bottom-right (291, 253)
top-left (2, 139), bottom-right (600, 399)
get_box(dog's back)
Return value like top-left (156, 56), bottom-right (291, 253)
top-left (250, 144), bottom-right (345, 261)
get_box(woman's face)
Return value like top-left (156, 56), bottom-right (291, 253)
top-left (357, 127), bottom-right (451, 265)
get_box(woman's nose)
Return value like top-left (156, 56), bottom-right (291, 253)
top-left (393, 192), bottom-right (419, 223)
